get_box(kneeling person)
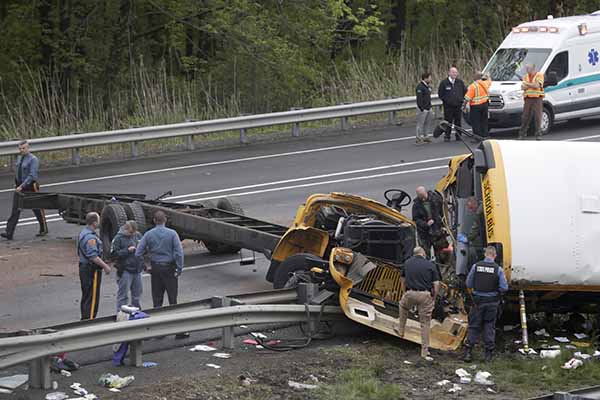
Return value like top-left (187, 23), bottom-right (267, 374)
top-left (111, 220), bottom-right (144, 312)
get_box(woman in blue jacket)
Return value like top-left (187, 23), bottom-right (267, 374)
top-left (110, 221), bottom-right (144, 313)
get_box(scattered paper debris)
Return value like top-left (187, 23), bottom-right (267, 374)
top-left (239, 325), bottom-right (248, 329)
top-left (240, 376), bottom-right (256, 386)
top-left (142, 361), bottom-right (158, 368)
top-left (250, 332), bottom-right (268, 339)
top-left (74, 387), bottom-right (89, 396)
top-left (455, 368), bottom-right (471, 378)
top-left (45, 392), bottom-right (68, 400)
top-left (288, 380), bottom-right (318, 390)
top-left (52, 381), bottom-right (58, 390)
top-left (308, 375), bottom-right (319, 383)
top-left (0, 374), bottom-right (28, 390)
top-left (574, 333), bottom-right (588, 340)
top-left (574, 352), bottom-right (592, 360)
top-left (540, 350), bottom-right (561, 359)
top-left (561, 358), bottom-right (584, 370)
top-left (109, 388), bottom-right (121, 393)
top-left (514, 340), bottom-right (522, 344)
top-left (474, 371), bottom-right (494, 386)
top-left (554, 337), bottom-right (570, 343)
top-left (84, 394), bottom-right (98, 400)
top-left (448, 384), bottom-right (462, 393)
top-left (70, 383), bottom-right (82, 390)
top-left (460, 377), bottom-right (472, 384)
top-left (593, 350), bottom-right (600, 357)
top-left (60, 370), bottom-right (72, 377)
top-left (213, 353), bottom-right (232, 359)
top-left (189, 344), bottom-right (217, 352)
top-left (206, 363), bottom-right (221, 369)
top-left (403, 360), bottom-right (413, 365)
top-left (469, 365), bottom-right (478, 370)
top-left (98, 373), bottom-right (135, 389)
top-left (436, 380), bottom-right (451, 386)
top-left (0, 388), bottom-right (12, 395)
top-left (256, 345), bottom-right (264, 349)
top-left (541, 366), bottom-right (548, 371)
top-left (566, 345), bottom-right (578, 350)
top-left (534, 329), bottom-right (550, 337)
top-left (519, 348), bottom-right (537, 355)
top-left (487, 388), bottom-right (497, 393)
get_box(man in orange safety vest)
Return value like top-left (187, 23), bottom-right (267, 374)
top-left (462, 72), bottom-right (492, 138)
top-left (518, 64), bottom-right (544, 140)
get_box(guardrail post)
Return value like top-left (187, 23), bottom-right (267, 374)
top-left (186, 135), bottom-right (195, 151)
top-left (131, 141), bottom-right (139, 158)
top-left (212, 296), bottom-right (240, 349)
top-left (29, 356), bottom-right (51, 389)
top-left (297, 283), bottom-right (320, 333)
top-left (290, 107), bottom-right (303, 137)
top-left (71, 148), bottom-right (81, 166)
top-left (388, 111), bottom-right (397, 125)
top-left (129, 340), bottom-right (143, 367)
top-left (239, 128), bottom-right (248, 144)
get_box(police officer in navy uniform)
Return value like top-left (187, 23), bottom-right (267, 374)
top-left (463, 246), bottom-right (508, 362)
top-left (78, 212), bottom-right (112, 320)
top-left (2, 140), bottom-right (48, 240)
top-left (136, 210), bottom-right (187, 338)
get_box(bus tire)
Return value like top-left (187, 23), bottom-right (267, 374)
top-left (100, 203), bottom-right (128, 257)
top-left (202, 197), bottom-right (244, 255)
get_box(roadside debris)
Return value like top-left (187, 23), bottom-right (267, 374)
top-left (60, 370), bottom-right (72, 377)
top-left (239, 375), bottom-right (257, 386)
top-left (52, 381), bottom-right (59, 390)
top-left (0, 374), bottom-right (28, 390)
top-left (213, 353), bottom-right (232, 359)
top-left (109, 388), bottom-right (121, 392)
top-left (566, 345), bottom-right (577, 350)
top-left (455, 368), bottom-right (471, 384)
top-left (503, 325), bottom-right (517, 331)
top-left (554, 336), bottom-right (570, 343)
top-left (0, 388), bottom-right (12, 395)
top-left (518, 348), bottom-right (537, 355)
top-left (403, 360), bottom-right (413, 365)
top-left (98, 373), bottom-right (135, 389)
top-left (561, 358), bottom-right (584, 370)
top-left (206, 364), bottom-right (221, 369)
top-left (574, 333), bottom-right (588, 340)
top-left (540, 349), bottom-right (561, 358)
top-left (190, 344), bottom-right (217, 352)
top-left (142, 361), bottom-right (158, 368)
top-left (487, 388), bottom-right (497, 393)
top-left (534, 328), bottom-right (550, 337)
top-left (574, 352), bottom-right (592, 360)
top-left (448, 384), bottom-right (462, 393)
top-left (474, 371), bottom-right (494, 386)
top-left (250, 332), bottom-right (268, 339)
top-left (435, 379), bottom-right (451, 386)
top-left (45, 392), bottom-right (68, 400)
top-left (572, 341), bottom-right (591, 348)
top-left (288, 380), bottom-right (318, 390)
top-left (593, 350), bottom-right (600, 357)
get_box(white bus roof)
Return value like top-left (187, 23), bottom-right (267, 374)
top-left (499, 12), bottom-right (600, 49)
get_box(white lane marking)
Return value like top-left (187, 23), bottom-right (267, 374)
top-left (0, 156), bottom-right (451, 226)
top-left (165, 156), bottom-right (453, 200)
top-left (0, 217), bottom-right (63, 229)
top-left (1, 164), bottom-right (447, 228)
top-left (141, 259), bottom-right (243, 277)
top-left (565, 134), bottom-right (600, 142)
top-left (179, 165), bottom-right (448, 203)
top-left (0, 136), bottom-right (416, 193)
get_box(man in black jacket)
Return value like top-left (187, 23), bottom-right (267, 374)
top-left (110, 220), bottom-right (144, 313)
top-left (415, 72), bottom-right (433, 145)
top-left (438, 66), bottom-right (467, 142)
top-left (412, 186), bottom-right (444, 258)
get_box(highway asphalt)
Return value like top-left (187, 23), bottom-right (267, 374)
top-left (1, 117), bottom-right (600, 331)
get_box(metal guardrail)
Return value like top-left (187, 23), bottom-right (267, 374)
top-left (0, 303), bottom-right (343, 389)
top-left (0, 95), bottom-right (442, 164)
top-left (528, 384), bottom-right (600, 399)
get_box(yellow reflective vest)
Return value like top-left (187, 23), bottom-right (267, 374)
top-left (523, 72), bottom-right (544, 98)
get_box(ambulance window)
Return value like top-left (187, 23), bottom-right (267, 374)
top-left (546, 51), bottom-right (568, 82)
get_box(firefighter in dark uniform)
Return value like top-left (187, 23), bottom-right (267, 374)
top-left (1, 140), bottom-right (48, 240)
top-left (463, 246), bottom-right (508, 362)
top-left (78, 212), bottom-right (112, 320)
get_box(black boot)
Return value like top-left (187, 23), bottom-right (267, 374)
top-left (463, 346), bottom-right (473, 362)
top-left (484, 350), bottom-right (494, 362)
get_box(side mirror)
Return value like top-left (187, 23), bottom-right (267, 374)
top-left (544, 71), bottom-right (558, 88)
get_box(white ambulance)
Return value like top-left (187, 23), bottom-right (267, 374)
top-left (484, 11), bottom-right (600, 135)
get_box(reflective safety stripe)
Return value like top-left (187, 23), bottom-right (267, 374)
top-left (90, 270), bottom-right (98, 319)
top-left (465, 80), bottom-right (490, 106)
top-left (523, 72), bottom-right (544, 98)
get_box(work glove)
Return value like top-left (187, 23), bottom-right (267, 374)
top-left (457, 233), bottom-right (468, 244)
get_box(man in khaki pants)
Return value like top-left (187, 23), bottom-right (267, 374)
top-left (395, 246), bottom-right (440, 360)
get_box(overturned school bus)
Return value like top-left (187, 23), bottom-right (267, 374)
top-left (437, 139), bottom-right (600, 313)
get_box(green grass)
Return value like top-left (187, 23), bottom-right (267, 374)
top-left (488, 351), bottom-right (600, 398)
top-left (316, 368), bottom-right (406, 400)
